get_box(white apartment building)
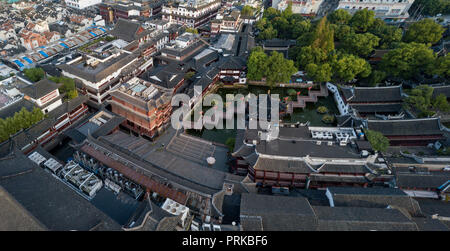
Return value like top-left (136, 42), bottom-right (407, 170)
top-left (337, 0), bottom-right (415, 21)
top-left (162, 0), bottom-right (221, 28)
top-left (65, 0), bottom-right (102, 9)
top-left (272, 0), bottom-right (324, 16)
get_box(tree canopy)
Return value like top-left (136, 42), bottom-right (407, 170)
top-left (342, 32), bottom-right (380, 57)
top-left (241, 5), bottom-right (254, 16)
top-left (265, 51), bottom-right (297, 88)
top-left (406, 85), bottom-right (450, 117)
top-left (23, 68), bottom-right (45, 82)
top-left (49, 76), bottom-right (78, 100)
top-left (247, 48), bottom-right (297, 88)
top-left (409, 0), bottom-right (450, 16)
top-left (365, 130), bottom-right (389, 152)
top-left (247, 47), bottom-right (269, 81)
top-left (332, 53), bottom-right (371, 83)
top-left (380, 42), bottom-right (436, 79)
top-left (349, 9), bottom-right (376, 33)
top-left (403, 18), bottom-right (445, 45)
top-left (328, 9), bottom-right (352, 25)
top-left (433, 55), bottom-right (450, 79)
top-left (0, 107), bottom-right (45, 142)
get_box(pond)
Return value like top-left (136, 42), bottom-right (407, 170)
top-left (283, 95), bottom-right (339, 127)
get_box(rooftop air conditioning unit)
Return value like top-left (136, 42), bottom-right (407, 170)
top-left (316, 141), bottom-right (321, 145)
top-left (327, 141), bottom-right (333, 146)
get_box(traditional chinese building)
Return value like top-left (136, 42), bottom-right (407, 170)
top-left (57, 41), bottom-right (140, 104)
top-left (340, 85), bottom-right (404, 117)
top-left (367, 118), bottom-right (446, 146)
top-left (109, 77), bottom-right (172, 138)
top-left (210, 10), bottom-right (242, 35)
top-left (232, 124), bottom-right (393, 188)
top-left (99, 0), bottom-right (164, 24)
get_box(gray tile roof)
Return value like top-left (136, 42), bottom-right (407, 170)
top-left (0, 186), bottom-right (46, 231)
top-left (328, 187), bottom-right (423, 217)
top-left (253, 157), bottom-right (314, 173)
top-left (0, 148), bottom-right (121, 231)
top-left (109, 18), bottom-right (150, 43)
top-left (240, 193), bottom-right (318, 231)
top-left (396, 173), bottom-right (450, 189)
top-left (313, 206), bottom-right (419, 231)
top-left (342, 86), bottom-right (402, 103)
top-left (19, 78), bottom-right (58, 99)
top-left (367, 118), bottom-right (444, 136)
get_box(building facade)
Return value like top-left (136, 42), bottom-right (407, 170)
top-left (109, 77), bottom-right (172, 138)
top-left (272, 0), bottom-right (324, 16)
top-left (336, 0), bottom-right (415, 21)
top-left (65, 0), bottom-right (102, 9)
top-left (162, 0), bottom-right (222, 28)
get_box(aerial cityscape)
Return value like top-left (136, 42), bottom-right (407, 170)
top-left (0, 0), bottom-right (449, 234)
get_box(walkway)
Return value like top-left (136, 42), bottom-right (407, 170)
top-left (286, 83), bottom-right (329, 115)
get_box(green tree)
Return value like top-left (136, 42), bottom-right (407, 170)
top-left (310, 17), bottom-right (335, 54)
top-left (266, 51), bottom-right (297, 88)
top-left (23, 68), bottom-right (45, 82)
top-left (365, 130), bottom-right (389, 152)
top-left (291, 19), bottom-right (311, 39)
top-left (433, 94), bottom-right (450, 112)
top-left (331, 24), bottom-right (354, 41)
top-left (184, 71), bottom-right (196, 81)
top-left (350, 9), bottom-right (376, 32)
top-left (328, 9), bottom-right (352, 25)
top-left (241, 5), bottom-right (254, 16)
top-left (403, 18), bottom-right (445, 45)
top-left (342, 32), bottom-right (380, 57)
top-left (50, 76), bottom-right (78, 100)
top-left (381, 42), bottom-right (436, 79)
top-left (296, 45), bottom-right (328, 68)
top-left (263, 7), bottom-right (281, 20)
top-left (247, 47), bottom-right (269, 80)
top-left (306, 63), bottom-right (332, 83)
top-left (280, 2), bottom-right (293, 19)
top-left (185, 28), bottom-right (198, 34)
top-left (366, 70), bottom-right (387, 87)
top-left (405, 85), bottom-right (435, 117)
top-left (332, 54), bottom-right (371, 83)
top-left (258, 25), bottom-right (278, 40)
top-left (67, 89), bottom-right (78, 100)
top-left (434, 55), bottom-right (450, 79)
top-left (0, 107), bottom-right (44, 142)
top-left (316, 106), bottom-right (328, 114)
top-left (369, 22), bottom-right (402, 49)
top-left (287, 89), bottom-right (297, 96)
top-left (409, 0), bottom-right (450, 16)
top-left (225, 137), bottom-right (236, 152)
top-left (322, 114), bottom-right (335, 124)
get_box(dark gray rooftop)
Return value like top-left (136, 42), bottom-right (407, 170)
top-left (342, 86), bottom-right (402, 103)
top-left (367, 118), bottom-right (444, 136)
top-left (0, 147), bottom-right (121, 231)
top-left (20, 78), bottom-right (59, 99)
top-left (313, 206), bottom-right (418, 231)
